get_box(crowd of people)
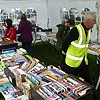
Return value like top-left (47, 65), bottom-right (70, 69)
top-left (0, 11), bottom-right (97, 85)
top-left (0, 11), bottom-right (97, 99)
top-left (0, 13), bottom-right (33, 57)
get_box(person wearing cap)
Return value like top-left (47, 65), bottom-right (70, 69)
top-left (56, 19), bottom-right (75, 51)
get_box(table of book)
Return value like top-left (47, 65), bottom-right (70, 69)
top-left (88, 43), bottom-right (100, 90)
top-left (0, 44), bottom-right (94, 100)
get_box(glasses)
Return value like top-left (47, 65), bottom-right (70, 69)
top-left (89, 19), bottom-right (96, 23)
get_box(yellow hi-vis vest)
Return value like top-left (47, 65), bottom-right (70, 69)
top-left (65, 24), bottom-right (91, 68)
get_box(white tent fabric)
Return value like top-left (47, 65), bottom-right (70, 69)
top-left (0, 0), bottom-right (99, 41)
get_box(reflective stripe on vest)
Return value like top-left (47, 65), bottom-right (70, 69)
top-left (67, 53), bottom-right (83, 60)
top-left (65, 24), bottom-right (91, 67)
top-left (71, 25), bottom-right (91, 48)
top-left (71, 42), bottom-right (88, 48)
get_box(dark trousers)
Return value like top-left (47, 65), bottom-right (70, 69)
top-left (60, 54), bottom-right (66, 71)
top-left (65, 60), bottom-right (92, 85)
top-left (22, 42), bottom-right (33, 57)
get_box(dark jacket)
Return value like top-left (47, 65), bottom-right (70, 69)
top-left (17, 19), bottom-right (33, 42)
top-left (56, 24), bottom-right (70, 50)
top-left (62, 22), bottom-right (89, 53)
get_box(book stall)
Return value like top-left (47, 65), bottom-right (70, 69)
top-left (0, 41), bottom-right (94, 100)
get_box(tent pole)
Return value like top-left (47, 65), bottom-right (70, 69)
top-left (96, 0), bottom-right (100, 42)
top-left (46, 0), bottom-right (49, 29)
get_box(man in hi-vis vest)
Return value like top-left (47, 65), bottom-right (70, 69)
top-left (62, 11), bottom-right (96, 85)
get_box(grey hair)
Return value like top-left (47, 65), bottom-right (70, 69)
top-left (83, 11), bottom-right (96, 20)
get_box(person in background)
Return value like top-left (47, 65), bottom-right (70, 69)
top-left (32, 21), bottom-right (42, 33)
top-left (56, 19), bottom-right (75, 51)
top-left (56, 19), bottom-right (75, 70)
top-left (62, 11), bottom-right (96, 85)
top-left (17, 13), bottom-right (33, 57)
top-left (2, 19), bottom-right (16, 41)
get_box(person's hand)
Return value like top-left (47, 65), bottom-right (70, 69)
top-left (62, 50), bottom-right (66, 55)
top-left (4, 38), bottom-right (10, 41)
top-left (60, 65), bottom-right (66, 71)
top-left (0, 24), bottom-right (3, 27)
top-left (6, 38), bottom-right (10, 40)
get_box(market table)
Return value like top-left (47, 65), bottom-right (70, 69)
top-left (0, 40), bottom-right (18, 53)
top-left (34, 32), bottom-right (57, 53)
top-left (88, 43), bottom-right (100, 90)
top-left (34, 32), bottom-right (57, 43)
